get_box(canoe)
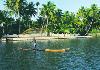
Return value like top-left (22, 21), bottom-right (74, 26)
top-left (45, 48), bottom-right (70, 52)
top-left (19, 48), bottom-right (70, 52)
top-left (19, 48), bottom-right (43, 51)
top-left (45, 49), bottom-right (65, 52)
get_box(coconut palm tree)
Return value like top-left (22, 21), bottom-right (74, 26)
top-left (36, 2), bottom-right (40, 16)
top-left (5, 0), bottom-right (37, 33)
top-left (40, 1), bottom-right (56, 36)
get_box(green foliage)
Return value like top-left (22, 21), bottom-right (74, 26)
top-left (40, 1), bottom-right (57, 36)
top-left (91, 29), bottom-right (100, 33)
top-left (4, 0), bottom-right (37, 35)
top-left (38, 2), bottom-right (100, 36)
top-left (75, 4), bottom-right (100, 35)
top-left (22, 28), bottom-right (33, 34)
top-left (0, 0), bottom-right (100, 37)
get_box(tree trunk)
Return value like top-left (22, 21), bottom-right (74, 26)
top-left (47, 30), bottom-right (50, 36)
top-left (46, 17), bottom-right (50, 36)
top-left (19, 23), bottom-right (20, 34)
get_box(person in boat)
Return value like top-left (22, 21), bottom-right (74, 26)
top-left (32, 37), bottom-right (37, 50)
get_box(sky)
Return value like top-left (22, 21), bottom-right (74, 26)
top-left (30, 0), bottom-right (100, 13)
top-left (0, 0), bottom-right (100, 13)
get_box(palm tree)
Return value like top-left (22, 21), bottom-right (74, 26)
top-left (6, 0), bottom-right (24, 34)
top-left (36, 2), bottom-right (40, 16)
top-left (53, 9), bottom-right (63, 33)
top-left (40, 1), bottom-right (56, 36)
top-left (5, 0), bottom-right (37, 34)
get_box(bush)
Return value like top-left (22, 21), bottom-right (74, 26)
top-left (22, 28), bottom-right (34, 34)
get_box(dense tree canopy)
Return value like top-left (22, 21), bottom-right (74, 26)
top-left (0, 1), bottom-right (100, 38)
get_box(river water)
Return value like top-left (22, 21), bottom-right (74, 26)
top-left (0, 38), bottom-right (100, 70)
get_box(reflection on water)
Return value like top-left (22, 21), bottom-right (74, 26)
top-left (0, 38), bottom-right (100, 70)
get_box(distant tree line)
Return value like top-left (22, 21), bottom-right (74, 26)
top-left (0, 0), bottom-right (100, 38)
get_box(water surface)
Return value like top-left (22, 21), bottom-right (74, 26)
top-left (0, 38), bottom-right (100, 70)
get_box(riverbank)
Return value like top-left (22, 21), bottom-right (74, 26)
top-left (1, 34), bottom-right (93, 41)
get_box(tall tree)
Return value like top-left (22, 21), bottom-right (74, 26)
top-left (5, 0), bottom-right (37, 34)
top-left (76, 4), bottom-right (100, 35)
top-left (76, 6), bottom-right (89, 35)
top-left (36, 2), bottom-right (40, 16)
top-left (40, 1), bottom-right (56, 36)
top-left (53, 9), bottom-right (63, 33)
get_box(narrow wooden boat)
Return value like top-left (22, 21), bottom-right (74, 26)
top-left (45, 49), bottom-right (65, 52)
top-left (19, 48), bottom-right (43, 51)
top-left (19, 48), bottom-right (70, 52)
top-left (45, 48), bottom-right (70, 52)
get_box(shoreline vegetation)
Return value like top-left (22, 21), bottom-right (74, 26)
top-left (0, 1), bottom-right (100, 40)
